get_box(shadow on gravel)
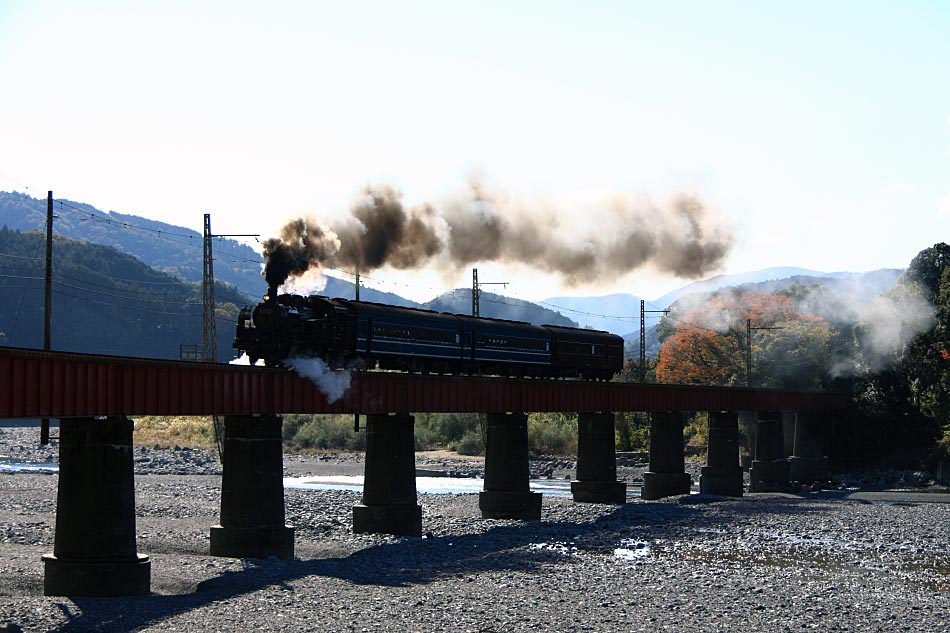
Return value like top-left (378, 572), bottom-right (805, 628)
top-left (54, 495), bottom-right (830, 632)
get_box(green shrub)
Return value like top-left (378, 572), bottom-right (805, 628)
top-left (284, 414), bottom-right (365, 452)
top-left (450, 428), bottom-right (485, 455)
top-left (684, 412), bottom-right (708, 448)
top-left (615, 412), bottom-right (650, 451)
top-left (528, 412), bottom-right (578, 455)
top-left (414, 412), bottom-right (481, 450)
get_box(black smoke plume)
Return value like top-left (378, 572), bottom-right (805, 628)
top-left (261, 180), bottom-right (735, 292)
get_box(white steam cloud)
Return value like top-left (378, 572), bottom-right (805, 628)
top-left (287, 357), bottom-right (352, 404)
top-left (854, 289), bottom-right (935, 374)
top-left (277, 267), bottom-right (329, 296)
top-left (667, 274), bottom-right (936, 379)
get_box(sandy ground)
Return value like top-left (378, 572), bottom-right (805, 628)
top-left (0, 428), bottom-right (949, 632)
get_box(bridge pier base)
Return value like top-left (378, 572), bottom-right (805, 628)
top-left (571, 413), bottom-right (626, 504)
top-left (353, 413), bottom-right (422, 537)
top-left (43, 416), bottom-right (150, 596)
top-left (790, 411), bottom-right (831, 484)
top-left (700, 412), bottom-right (743, 497)
top-left (642, 412), bottom-right (692, 500)
top-left (480, 413), bottom-right (542, 520)
top-left (749, 410), bottom-right (790, 492)
top-left (210, 414), bottom-right (294, 559)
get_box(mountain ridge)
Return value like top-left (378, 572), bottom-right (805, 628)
top-left (2, 190), bottom-right (905, 346)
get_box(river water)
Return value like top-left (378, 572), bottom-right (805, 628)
top-left (0, 459), bottom-right (58, 473)
top-left (0, 458), bottom-right (643, 500)
top-left (284, 474), bottom-right (643, 499)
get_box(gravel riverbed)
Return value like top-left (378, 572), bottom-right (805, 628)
top-left (0, 427), bottom-right (949, 632)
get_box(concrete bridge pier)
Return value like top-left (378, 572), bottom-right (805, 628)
top-left (789, 411), bottom-right (831, 484)
top-left (480, 413), bottom-right (542, 520)
top-left (210, 414), bottom-right (294, 559)
top-left (749, 410), bottom-right (791, 492)
top-left (571, 413), bottom-right (626, 504)
top-left (642, 412), bottom-right (692, 500)
top-left (353, 413), bottom-right (422, 536)
top-left (700, 412), bottom-right (743, 496)
top-left (43, 416), bottom-right (150, 596)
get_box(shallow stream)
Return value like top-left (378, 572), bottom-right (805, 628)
top-left (284, 474), bottom-right (643, 499)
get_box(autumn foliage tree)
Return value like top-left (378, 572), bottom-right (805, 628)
top-left (655, 290), bottom-right (830, 389)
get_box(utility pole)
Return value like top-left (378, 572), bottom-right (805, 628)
top-left (355, 264), bottom-right (360, 301)
top-left (202, 214), bottom-right (258, 463)
top-left (471, 268), bottom-right (508, 317)
top-left (639, 300), bottom-right (669, 382)
top-left (746, 318), bottom-right (751, 388)
top-left (472, 268), bottom-right (478, 316)
top-left (44, 192), bottom-right (52, 354)
top-left (202, 215), bottom-right (216, 363)
top-left (40, 192), bottom-right (53, 445)
top-left (201, 214), bottom-right (259, 363)
top-left (746, 318), bottom-right (783, 387)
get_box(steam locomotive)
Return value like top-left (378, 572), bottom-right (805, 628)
top-left (234, 293), bottom-right (624, 380)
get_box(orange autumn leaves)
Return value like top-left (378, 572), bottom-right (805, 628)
top-left (655, 290), bottom-right (829, 387)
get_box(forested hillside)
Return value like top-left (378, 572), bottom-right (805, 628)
top-left (0, 191), bottom-right (264, 297)
top-left (648, 244), bottom-right (950, 467)
top-left (0, 226), bottom-right (244, 361)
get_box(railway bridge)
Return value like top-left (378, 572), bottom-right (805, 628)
top-left (0, 346), bottom-right (850, 596)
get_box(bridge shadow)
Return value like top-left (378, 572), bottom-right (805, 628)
top-left (51, 494), bottom-right (830, 632)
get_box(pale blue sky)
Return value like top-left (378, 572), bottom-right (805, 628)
top-left (1, 1), bottom-right (947, 301)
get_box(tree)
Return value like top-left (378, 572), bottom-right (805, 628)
top-left (655, 290), bottom-right (831, 388)
top-left (902, 242), bottom-right (950, 303)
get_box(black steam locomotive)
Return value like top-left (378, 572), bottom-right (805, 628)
top-left (234, 293), bottom-right (624, 380)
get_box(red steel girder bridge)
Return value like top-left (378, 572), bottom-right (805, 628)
top-left (0, 346), bottom-right (850, 419)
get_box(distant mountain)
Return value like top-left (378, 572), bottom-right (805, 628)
top-left (539, 293), bottom-right (643, 335)
top-left (423, 289), bottom-right (578, 327)
top-left (0, 226), bottom-right (243, 361)
top-left (320, 275), bottom-right (421, 308)
top-left (731, 269), bottom-right (902, 301)
top-left (650, 267), bottom-right (847, 309)
top-left (622, 324), bottom-right (664, 361)
top-left (0, 191), bottom-right (264, 298)
top-left (541, 269), bottom-right (849, 336)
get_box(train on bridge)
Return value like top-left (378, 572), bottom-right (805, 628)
top-left (234, 293), bottom-right (625, 380)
